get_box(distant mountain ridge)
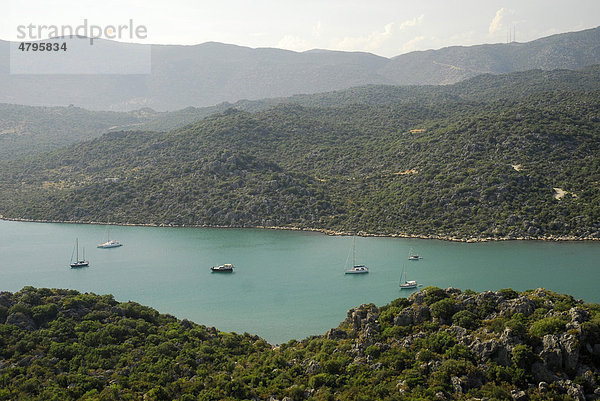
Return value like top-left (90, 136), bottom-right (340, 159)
top-left (0, 26), bottom-right (598, 110)
top-left (381, 26), bottom-right (600, 84)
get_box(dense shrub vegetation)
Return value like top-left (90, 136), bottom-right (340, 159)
top-left (1, 286), bottom-right (600, 400)
top-left (1, 67), bottom-right (600, 239)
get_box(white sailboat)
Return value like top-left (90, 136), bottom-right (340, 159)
top-left (97, 225), bottom-right (122, 248)
top-left (345, 236), bottom-right (369, 274)
top-left (70, 238), bottom-right (89, 268)
top-left (408, 247), bottom-right (421, 260)
top-left (399, 264), bottom-right (417, 289)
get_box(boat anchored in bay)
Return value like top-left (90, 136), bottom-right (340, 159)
top-left (399, 264), bottom-right (418, 289)
top-left (97, 225), bottom-right (122, 248)
top-left (345, 236), bottom-right (369, 274)
top-left (211, 264), bottom-right (235, 273)
top-left (70, 238), bottom-right (89, 268)
top-left (408, 248), bottom-right (421, 260)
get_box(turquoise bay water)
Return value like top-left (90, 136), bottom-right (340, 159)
top-left (1, 220), bottom-right (599, 344)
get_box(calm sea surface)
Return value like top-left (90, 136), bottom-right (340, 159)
top-left (1, 220), bottom-right (599, 344)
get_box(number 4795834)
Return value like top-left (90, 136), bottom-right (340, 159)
top-left (18, 42), bottom-right (67, 51)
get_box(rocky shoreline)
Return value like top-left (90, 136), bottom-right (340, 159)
top-left (1, 215), bottom-right (598, 243)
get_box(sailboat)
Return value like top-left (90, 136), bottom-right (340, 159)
top-left (408, 247), bottom-right (421, 260)
top-left (344, 236), bottom-right (369, 274)
top-left (399, 264), bottom-right (417, 289)
top-left (70, 238), bottom-right (89, 268)
top-left (97, 225), bottom-right (122, 248)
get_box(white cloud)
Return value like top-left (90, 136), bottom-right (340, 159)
top-left (334, 15), bottom-right (424, 53)
top-left (488, 8), bottom-right (515, 36)
top-left (335, 22), bottom-right (394, 52)
top-left (276, 21), bottom-right (323, 52)
top-left (402, 35), bottom-right (426, 53)
top-left (277, 34), bottom-right (312, 52)
top-left (399, 14), bottom-right (424, 31)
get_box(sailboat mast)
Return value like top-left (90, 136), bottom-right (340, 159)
top-left (76, 238), bottom-right (79, 261)
top-left (352, 236), bottom-right (356, 266)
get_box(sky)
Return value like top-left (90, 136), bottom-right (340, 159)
top-left (2, 0), bottom-right (599, 57)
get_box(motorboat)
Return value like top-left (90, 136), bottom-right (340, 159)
top-left (211, 264), bottom-right (235, 272)
top-left (97, 239), bottom-right (122, 248)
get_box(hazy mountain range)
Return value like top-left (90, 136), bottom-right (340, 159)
top-left (0, 26), bottom-right (598, 111)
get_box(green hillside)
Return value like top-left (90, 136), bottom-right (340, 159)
top-left (2, 66), bottom-right (599, 162)
top-left (1, 286), bottom-right (600, 400)
top-left (0, 104), bottom-right (143, 160)
top-left (0, 68), bottom-right (599, 239)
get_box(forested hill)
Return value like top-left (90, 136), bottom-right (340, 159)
top-left (1, 69), bottom-right (600, 239)
top-left (0, 104), bottom-right (144, 160)
top-left (1, 66), bottom-right (599, 239)
top-left (1, 286), bottom-right (600, 400)
top-left (1, 66), bottom-right (599, 161)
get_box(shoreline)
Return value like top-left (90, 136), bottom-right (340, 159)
top-left (1, 215), bottom-right (598, 243)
